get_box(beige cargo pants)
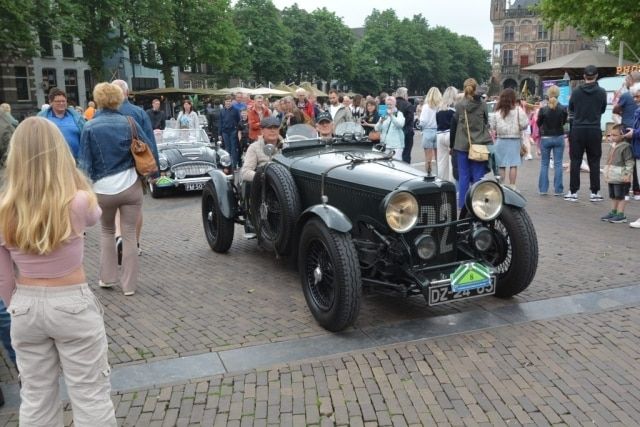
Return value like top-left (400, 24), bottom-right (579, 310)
top-left (9, 284), bottom-right (116, 426)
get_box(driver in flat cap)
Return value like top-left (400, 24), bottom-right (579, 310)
top-left (240, 115), bottom-right (283, 183)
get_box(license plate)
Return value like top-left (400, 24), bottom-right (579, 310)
top-left (184, 182), bottom-right (204, 191)
top-left (428, 278), bottom-right (495, 305)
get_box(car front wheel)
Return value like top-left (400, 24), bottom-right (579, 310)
top-left (483, 205), bottom-right (538, 297)
top-left (202, 181), bottom-right (234, 253)
top-left (298, 218), bottom-right (361, 332)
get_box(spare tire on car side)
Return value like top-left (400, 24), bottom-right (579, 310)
top-left (250, 163), bottom-right (301, 255)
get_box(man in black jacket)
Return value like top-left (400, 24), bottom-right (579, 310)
top-left (146, 98), bottom-right (166, 130)
top-left (565, 65), bottom-right (607, 202)
top-left (395, 87), bottom-right (415, 163)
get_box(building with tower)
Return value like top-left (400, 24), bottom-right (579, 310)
top-left (490, 0), bottom-right (596, 96)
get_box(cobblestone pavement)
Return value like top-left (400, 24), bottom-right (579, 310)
top-left (2, 304), bottom-right (637, 426)
top-left (1, 143), bottom-right (640, 425)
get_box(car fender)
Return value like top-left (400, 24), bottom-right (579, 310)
top-left (297, 205), bottom-right (352, 234)
top-left (502, 185), bottom-right (526, 208)
top-left (207, 169), bottom-right (235, 219)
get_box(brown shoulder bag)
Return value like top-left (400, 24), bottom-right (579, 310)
top-left (127, 117), bottom-right (158, 176)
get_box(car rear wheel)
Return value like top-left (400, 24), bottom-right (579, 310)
top-left (202, 181), bottom-right (234, 253)
top-left (483, 205), bottom-right (538, 297)
top-left (250, 163), bottom-right (301, 255)
top-left (299, 218), bottom-right (361, 332)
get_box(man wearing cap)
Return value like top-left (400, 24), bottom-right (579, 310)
top-left (316, 111), bottom-right (333, 138)
top-left (565, 65), bottom-right (607, 202)
top-left (241, 116), bottom-right (282, 183)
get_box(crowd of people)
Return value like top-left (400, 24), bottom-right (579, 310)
top-left (1, 65), bottom-right (640, 421)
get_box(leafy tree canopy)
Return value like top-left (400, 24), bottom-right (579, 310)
top-left (537, 0), bottom-right (640, 57)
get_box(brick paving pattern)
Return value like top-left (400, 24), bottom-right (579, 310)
top-left (2, 305), bottom-right (635, 426)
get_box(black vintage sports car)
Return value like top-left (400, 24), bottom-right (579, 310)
top-left (149, 128), bottom-right (232, 198)
top-left (201, 124), bottom-right (538, 331)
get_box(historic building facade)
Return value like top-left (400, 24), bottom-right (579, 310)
top-left (490, 0), bottom-right (595, 96)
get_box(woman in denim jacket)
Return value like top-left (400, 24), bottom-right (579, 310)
top-left (79, 82), bottom-right (159, 296)
top-left (374, 96), bottom-right (406, 161)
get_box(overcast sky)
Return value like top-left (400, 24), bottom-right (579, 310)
top-left (270, 0), bottom-right (494, 50)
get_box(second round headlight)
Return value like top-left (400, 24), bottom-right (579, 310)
top-left (385, 191), bottom-right (419, 233)
top-left (470, 181), bottom-right (503, 221)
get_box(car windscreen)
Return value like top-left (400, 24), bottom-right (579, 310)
top-left (155, 128), bottom-right (209, 147)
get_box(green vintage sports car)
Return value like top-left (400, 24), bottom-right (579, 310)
top-left (201, 123), bottom-right (538, 331)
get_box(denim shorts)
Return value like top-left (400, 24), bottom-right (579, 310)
top-left (421, 129), bottom-right (437, 149)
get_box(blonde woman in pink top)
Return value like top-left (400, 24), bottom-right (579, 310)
top-left (0, 117), bottom-right (116, 426)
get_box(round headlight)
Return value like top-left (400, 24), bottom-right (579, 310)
top-left (415, 235), bottom-right (437, 260)
top-left (469, 181), bottom-right (503, 221)
top-left (385, 191), bottom-right (419, 233)
top-left (472, 227), bottom-right (493, 251)
top-left (159, 155), bottom-right (169, 171)
top-left (218, 150), bottom-right (231, 167)
top-left (175, 169), bottom-right (187, 179)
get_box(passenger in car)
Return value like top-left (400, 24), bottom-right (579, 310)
top-left (316, 111), bottom-right (334, 139)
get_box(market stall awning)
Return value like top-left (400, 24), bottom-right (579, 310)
top-left (130, 87), bottom-right (207, 96)
top-left (252, 87), bottom-right (292, 97)
top-left (299, 82), bottom-right (327, 97)
top-left (523, 49), bottom-right (633, 79)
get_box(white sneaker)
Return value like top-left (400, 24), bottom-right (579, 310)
top-left (98, 280), bottom-right (114, 288)
top-left (564, 192), bottom-right (578, 202)
top-left (590, 193), bottom-right (604, 202)
top-left (526, 154), bottom-right (533, 160)
top-left (630, 219), bottom-right (640, 228)
top-left (634, 194), bottom-right (640, 201)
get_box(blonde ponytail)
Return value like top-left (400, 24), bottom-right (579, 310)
top-left (463, 78), bottom-right (477, 100)
top-left (547, 85), bottom-right (559, 110)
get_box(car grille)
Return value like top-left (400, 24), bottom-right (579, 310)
top-left (171, 162), bottom-right (214, 177)
top-left (411, 191), bottom-right (457, 264)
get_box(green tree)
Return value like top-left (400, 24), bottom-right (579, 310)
top-left (350, 9), bottom-right (403, 95)
top-left (537, 0), bottom-right (640, 55)
top-left (56, 0), bottom-right (126, 81)
top-left (310, 8), bottom-right (354, 84)
top-left (0, 0), bottom-right (40, 58)
top-left (233, 0), bottom-right (292, 84)
top-left (281, 5), bottom-right (320, 83)
top-left (126, 0), bottom-right (240, 87)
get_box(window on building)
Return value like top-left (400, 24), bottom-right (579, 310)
top-left (84, 70), bottom-right (93, 102)
top-left (42, 68), bottom-right (57, 93)
top-left (64, 69), bottom-right (79, 106)
top-left (504, 25), bottom-right (515, 41)
top-left (15, 67), bottom-right (30, 100)
top-left (537, 24), bottom-right (548, 40)
top-left (39, 33), bottom-right (53, 57)
top-left (145, 42), bottom-right (157, 63)
top-left (183, 80), bottom-right (192, 89)
top-left (536, 48), bottom-right (547, 63)
top-left (503, 50), bottom-right (514, 65)
top-left (132, 77), bottom-right (159, 91)
top-left (62, 41), bottom-right (74, 58)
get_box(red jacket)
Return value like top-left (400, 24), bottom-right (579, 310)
top-left (248, 106), bottom-right (272, 141)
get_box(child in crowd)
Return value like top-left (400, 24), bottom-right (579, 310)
top-left (237, 109), bottom-right (250, 157)
top-left (601, 124), bottom-right (635, 223)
